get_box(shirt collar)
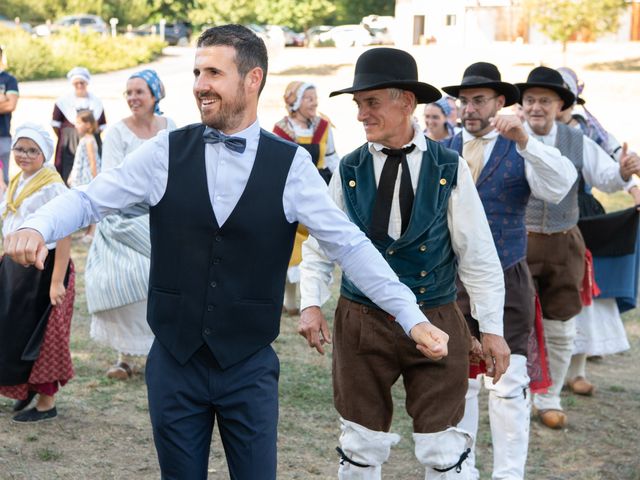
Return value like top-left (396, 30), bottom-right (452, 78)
top-left (524, 120), bottom-right (557, 140)
top-left (462, 128), bottom-right (499, 143)
top-left (368, 119), bottom-right (427, 155)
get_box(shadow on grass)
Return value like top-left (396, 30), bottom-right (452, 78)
top-left (586, 58), bottom-right (640, 71)
top-left (274, 64), bottom-right (351, 76)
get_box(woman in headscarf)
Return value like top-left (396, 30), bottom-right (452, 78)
top-left (273, 81), bottom-right (340, 315)
top-left (84, 69), bottom-right (177, 379)
top-left (0, 123), bottom-right (75, 422)
top-left (423, 97), bottom-right (457, 141)
top-left (51, 67), bottom-right (107, 183)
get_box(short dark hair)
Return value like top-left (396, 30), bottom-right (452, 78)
top-left (197, 24), bottom-right (268, 94)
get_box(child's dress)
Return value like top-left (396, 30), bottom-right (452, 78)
top-left (68, 135), bottom-right (101, 187)
top-left (0, 166), bottom-right (76, 400)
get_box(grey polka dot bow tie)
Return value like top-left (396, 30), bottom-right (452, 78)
top-left (203, 127), bottom-right (247, 154)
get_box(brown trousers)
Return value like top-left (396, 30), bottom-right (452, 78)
top-left (526, 226), bottom-right (585, 321)
top-left (457, 259), bottom-right (535, 356)
top-left (332, 296), bottom-right (471, 434)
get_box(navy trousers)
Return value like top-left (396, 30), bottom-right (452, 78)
top-left (145, 340), bottom-right (279, 480)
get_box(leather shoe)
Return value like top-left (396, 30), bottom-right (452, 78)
top-left (106, 362), bottom-right (132, 380)
top-left (12, 391), bottom-right (37, 412)
top-left (538, 409), bottom-right (567, 429)
top-left (568, 376), bottom-right (595, 396)
top-left (12, 406), bottom-right (57, 423)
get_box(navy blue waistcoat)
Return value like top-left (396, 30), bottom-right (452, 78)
top-left (148, 124), bottom-right (298, 368)
top-left (339, 139), bottom-right (459, 308)
top-left (444, 133), bottom-right (530, 270)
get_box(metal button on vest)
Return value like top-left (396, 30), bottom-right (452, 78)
top-left (210, 281), bottom-right (217, 288)
top-left (440, 178), bottom-right (447, 186)
top-left (348, 180), bottom-right (356, 187)
top-left (203, 328), bottom-right (211, 335)
top-left (207, 305), bottom-right (214, 312)
top-left (420, 270), bottom-right (427, 277)
top-left (215, 235), bottom-right (223, 242)
top-left (419, 245), bottom-right (427, 252)
top-left (388, 249), bottom-right (395, 256)
top-left (419, 287), bottom-right (426, 294)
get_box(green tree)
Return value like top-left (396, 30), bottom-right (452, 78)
top-left (524, 0), bottom-right (627, 52)
top-left (255, 0), bottom-right (336, 31)
top-left (334, 0), bottom-right (394, 25)
top-left (188, 0), bottom-right (257, 27)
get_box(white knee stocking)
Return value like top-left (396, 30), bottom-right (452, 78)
top-left (337, 418), bottom-right (400, 480)
top-left (485, 354), bottom-right (530, 480)
top-left (533, 318), bottom-right (576, 411)
top-left (456, 378), bottom-right (481, 480)
top-left (414, 427), bottom-right (473, 479)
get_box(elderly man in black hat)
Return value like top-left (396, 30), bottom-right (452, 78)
top-left (441, 62), bottom-right (577, 480)
top-left (298, 48), bottom-right (508, 479)
top-left (515, 66), bottom-right (639, 430)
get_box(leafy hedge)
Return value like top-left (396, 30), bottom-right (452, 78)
top-left (0, 26), bottom-right (166, 81)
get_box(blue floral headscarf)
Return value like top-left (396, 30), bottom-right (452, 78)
top-left (129, 69), bottom-right (165, 115)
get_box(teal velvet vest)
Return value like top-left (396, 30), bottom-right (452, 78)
top-left (339, 139), bottom-right (459, 308)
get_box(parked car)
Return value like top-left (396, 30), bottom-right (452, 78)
top-left (34, 14), bottom-right (108, 37)
top-left (132, 21), bottom-right (192, 46)
top-left (305, 25), bottom-right (333, 47)
top-left (280, 26), bottom-right (305, 47)
top-left (323, 25), bottom-right (374, 48)
top-left (0, 15), bottom-right (32, 34)
top-left (245, 24), bottom-right (285, 51)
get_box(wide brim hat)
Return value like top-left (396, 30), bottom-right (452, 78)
top-left (330, 47), bottom-right (441, 104)
top-left (442, 62), bottom-right (519, 107)
top-left (515, 66), bottom-right (576, 111)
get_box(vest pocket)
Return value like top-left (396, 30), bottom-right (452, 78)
top-left (148, 287), bottom-right (182, 328)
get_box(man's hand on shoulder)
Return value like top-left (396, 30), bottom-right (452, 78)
top-left (480, 333), bottom-right (511, 384)
top-left (3, 228), bottom-right (48, 270)
top-left (298, 306), bottom-right (332, 355)
top-left (490, 115), bottom-right (528, 149)
top-left (410, 321), bottom-right (449, 360)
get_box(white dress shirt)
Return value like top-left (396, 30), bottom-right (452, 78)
top-left (300, 123), bottom-right (506, 336)
top-left (461, 128), bottom-right (578, 203)
top-left (523, 122), bottom-right (637, 193)
top-left (21, 120), bottom-right (435, 335)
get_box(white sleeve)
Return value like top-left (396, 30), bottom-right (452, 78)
top-left (518, 136), bottom-right (578, 203)
top-left (299, 170), bottom-right (344, 310)
top-left (450, 157), bottom-right (505, 336)
top-left (581, 136), bottom-right (638, 193)
top-left (21, 131), bottom-right (170, 243)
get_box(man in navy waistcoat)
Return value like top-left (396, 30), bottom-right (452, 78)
top-left (442, 62), bottom-right (576, 480)
top-left (299, 49), bottom-right (509, 479)
top-left (3, 26), bottom-right (454, 480)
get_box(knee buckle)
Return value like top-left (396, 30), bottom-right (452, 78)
top-left (433, 448), bottom-right (471, 474)
top-left (336, 446), bottom-right (372, 468)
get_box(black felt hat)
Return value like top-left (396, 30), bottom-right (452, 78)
top-left (515, 66), bottom-right (576, 110)
top-left (330, 47), bottom-right (441, 104)
top-left (442, 62), bottom-right (519, 107)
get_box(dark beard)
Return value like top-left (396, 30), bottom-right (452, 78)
top-left (201, 86), bottom-right (246, 132)
top-left (462, 115), bottom-right (491, 133)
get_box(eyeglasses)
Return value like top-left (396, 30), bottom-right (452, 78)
top-left (456, 95), bottom-right (498, 109)
top-left (522, 96), bottom-right (560, 107)
top-left (12, 147), bottom-right (41, 159)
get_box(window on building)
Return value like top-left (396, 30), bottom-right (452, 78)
top-left (445, 14), bottom-right (456, 26)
